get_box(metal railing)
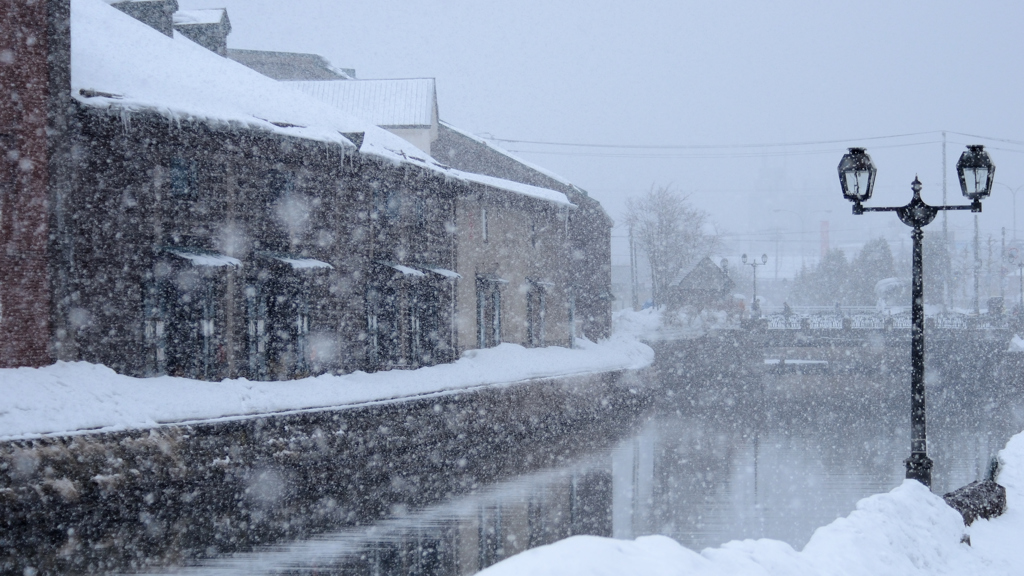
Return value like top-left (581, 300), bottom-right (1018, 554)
top-left (761, 311), bottom-right (1011, 330)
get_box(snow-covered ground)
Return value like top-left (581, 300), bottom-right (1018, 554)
top-left (614, 307), bottom-right (735, 341)
top-left (0, 333), bottom-right (652, 441)
top-left (480, 432), bottom-right (1024, 576)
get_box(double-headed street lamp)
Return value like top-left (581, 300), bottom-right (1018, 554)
top-left (742, 253), bottom-right (768, 318)
top-left (837, 145), bottom-right (995, 488)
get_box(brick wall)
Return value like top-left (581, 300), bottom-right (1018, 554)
top-left (0, 0), bottom-right (70, 367)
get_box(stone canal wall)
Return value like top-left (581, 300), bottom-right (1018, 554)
top-left (0, 369), bottom-right (652, 575)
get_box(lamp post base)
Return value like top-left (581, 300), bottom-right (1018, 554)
top-left (906, 453), bottom-right (934, 488)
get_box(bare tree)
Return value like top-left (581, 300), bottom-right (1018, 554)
top-left (626, 186), bottom-right (718, 307)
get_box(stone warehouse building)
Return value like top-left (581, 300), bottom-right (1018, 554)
top-left (291, 82), bottom-right (614, 343)
top-left (0, 0), bottom-right (612, 380)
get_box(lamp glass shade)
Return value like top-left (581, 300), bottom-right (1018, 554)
top-left (761, 254), bottom-right (768, 264)
top-left (741, 254), bottom-right (748, 264)
top-left (957, 145), bottom-right (995, 200)
top-left (838, 148), bottom-right (876, 203)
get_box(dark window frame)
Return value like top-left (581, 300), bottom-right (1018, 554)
top-left (170, 156), bottom-right (198, 198)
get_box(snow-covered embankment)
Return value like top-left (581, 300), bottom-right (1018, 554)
top-left (0, 333), bottom-right (652, 441)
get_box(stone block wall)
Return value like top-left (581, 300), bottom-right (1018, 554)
top-left (0, 369), bottom-right (651, 575)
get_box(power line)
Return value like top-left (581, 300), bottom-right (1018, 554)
top-left (487, 130), bottom-right (938, 150)
top-left (505, 140), bottom-right (946, 160)
top-left (947, 131), bottom-right (1024, 147)
top-left (484, 130), bottom-right (1024, 159)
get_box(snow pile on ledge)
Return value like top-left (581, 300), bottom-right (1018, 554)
top-left (0, 336), bottom-right (652, 441)
top-left (479, 432), bottom-right (1024, 576)
top-left (613, 308), bottom-right (665, 340)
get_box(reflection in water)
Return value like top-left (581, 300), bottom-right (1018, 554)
top-left (139, 457), bottom-right (616, 575)
top-left (147, 368), bottom-right (1024, 575)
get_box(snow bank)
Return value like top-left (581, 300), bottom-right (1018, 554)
top-left (479, 433), bottom-right (1024, 576)
top-left (613, 308), bottom-right (664, 340)
top-left (613, 307), bottom-right (734, 342)
top-left (0, 336), bottom-right (652, 441)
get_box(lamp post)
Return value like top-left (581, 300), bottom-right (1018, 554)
top-left (742, 253), bottom-right (768, 318)
top-left (837, 145), bottom-right (995, 488)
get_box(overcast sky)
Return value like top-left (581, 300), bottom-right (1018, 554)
top-left (180, 0), bottom-right (1024, 271)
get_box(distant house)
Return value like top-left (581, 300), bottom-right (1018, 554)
top-left (666, 257), bottom-right (734, 310)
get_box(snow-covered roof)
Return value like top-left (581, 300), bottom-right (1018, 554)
top-left (450, 168), bottom-right (574, 207)
top-left (73, 0), bottom-right (372, 148)
top-left (287, 79), bottom-right (437, 128)
top-left (71, 0), bottom-right (573, 208)
top-left (172, 9), bottom-right (226, 26)
top-left (439, 120), bottom-right (575, 188)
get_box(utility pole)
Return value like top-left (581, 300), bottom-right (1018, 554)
top-left (942, 132), bottom-right (950, 312)
top-left (774, 229), bottom-right (780, 281)
top-left (629, 224), bottom-right (639, 311)
top-left (987, 234), bottom-right (994, 306)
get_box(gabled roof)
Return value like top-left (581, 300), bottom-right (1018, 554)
top-left (674, 257), bottom-right (734, 292)
top-left (438, 121), bottom-right (575, 188)
top-left (288, 79), bottom-right (437, 128)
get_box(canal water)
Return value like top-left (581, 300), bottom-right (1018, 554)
top-left (144, 357), bottom-right (1024, 575)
